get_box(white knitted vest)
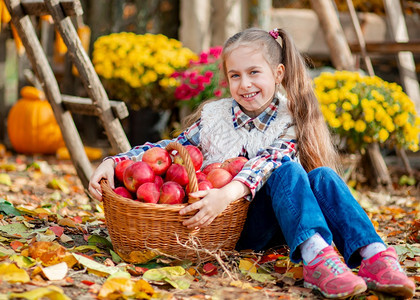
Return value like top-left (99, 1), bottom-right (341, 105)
top-left (199, 93), bottom-right (295, 167)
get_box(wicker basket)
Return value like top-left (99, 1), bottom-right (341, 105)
top-left (102, 142), bottom-right (250, 263)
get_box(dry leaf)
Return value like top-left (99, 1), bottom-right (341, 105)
top-left (0, 262), bottom-right (30, 283)
top-left (41, 262), bottom-right (68, 280)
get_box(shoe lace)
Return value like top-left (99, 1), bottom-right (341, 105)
top-left (324, 256), bottom-right (347, 275)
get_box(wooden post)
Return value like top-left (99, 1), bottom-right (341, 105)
top-left (4, 0), bottom-right (92, 188)
top-left (179, 0), bottom-right (211, 53)
top-left (44, 0), bottom-right (130, 154)
top-left (383, 0), bottom-right (420, 113)
top-left (256, 0), bottom-right (272, 30)
top-left (345, 0), bottom-right (374, 76)
top-left (309, 0), bottom-right (355, 71)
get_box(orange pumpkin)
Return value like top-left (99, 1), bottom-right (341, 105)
top-left (7, 86), bottom-right (65, 154)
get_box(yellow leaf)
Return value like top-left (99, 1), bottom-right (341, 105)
top-left (238, 259), bottom-right (257, 273)
top-left (230, 280), bottom-right (259, 291)
top-left (9, 254), bottom-right (36, 268)
top-left (57, 218), bottom-right (77, 228)
top-left (0, 262), bottom-right (30, 283)
top-left (0, 173), bottom-right (11, 186)
top-left (98, 277), bottom-right (137, 300)
top-left (9, 286), bottom-right (70, 300)
top-left (117, 249), bottom-right (159, 264)
top-left (133, 279), bottom-right (154, 295)
top-left (47, 178), bottom-right (70, 194)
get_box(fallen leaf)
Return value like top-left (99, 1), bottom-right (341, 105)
top-left (230, 280), bottom-right (259, 291)
top-left (28, 241), bottom-right (69, 266)
top-left (72, 253), bottom-right (122, 277)
top-left (49, 226), bottom-right (64, 237)
top-left (98, 277), bottom-right (154, 300)
top-left (202, 262), bottom-right (218, 276)
top-left (0, 199), bottom-right (21, 216)
top-left (9, 254), bottom-right (36, 268)
top-left (9, 286), bottom-right (70, 300)
top-left (0, 173), bottom-right (11, 186)
top-left (58, 218), bottom-right (77, 228)
top-left (81, 280), bottom-right (95, 286)
top-left (0, 262), bottom-right (30, 283)
top-left (239, 258), bottom-right (257, 273)
top-left (47, 178), bottom-right (70, 194)
top-left (143, 266), bottom-right (193, 289)
top-left (41, 262), bottom-right (68, 280)
top-left (10, 240), bottom-right (24, 251)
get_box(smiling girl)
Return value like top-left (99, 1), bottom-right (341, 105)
top-left (89, 28), bottom-right (415, 299)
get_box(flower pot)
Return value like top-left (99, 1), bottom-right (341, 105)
top-left (128, 108), bottom-right (171, 145)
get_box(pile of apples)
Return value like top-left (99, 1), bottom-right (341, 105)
top-left (112, 145), bottom-right (248, 205)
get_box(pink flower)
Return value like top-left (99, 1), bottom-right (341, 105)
top-left (214, 90), bottom-right (222, 97)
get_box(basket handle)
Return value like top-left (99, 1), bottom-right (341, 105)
top-left (165, 142), bottom-right (199, 204)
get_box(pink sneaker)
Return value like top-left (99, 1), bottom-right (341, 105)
top-left (358, 247), bottom-right (415, 299)
top-left (303, 246), bottom-right (367, 298)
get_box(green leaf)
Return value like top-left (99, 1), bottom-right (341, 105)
top-left (47, 178), bottom-right (70, 194)
top-left (72, 253), bottom-right (121, 276)
top-left (248, 272), bottom-right (275, 283)
top-left (0, 199), bottom-right (21, 216)
top-left (0, 223), bottom-right (32, 238)
top-left (88, 234), bottom-right (113, 250)
top-left (393, 244), bottom-right (420, 258)
top-left (143, 266), bottom-right (193, 289)
top-left (110, 250), bottom-right (122, 263)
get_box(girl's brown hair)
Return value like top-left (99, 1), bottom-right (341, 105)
top-left (185, 28), bottom-right (339, 172)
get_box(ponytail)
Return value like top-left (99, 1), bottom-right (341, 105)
top-left (277, 29), bottom-right (339, 172)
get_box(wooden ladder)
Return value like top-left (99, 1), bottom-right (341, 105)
top-left (4, 0), bottom-right (131, 189)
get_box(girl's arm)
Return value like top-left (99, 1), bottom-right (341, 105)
top-left (88, 120), bottom-right (202, 201)
top-left (113, 120), bottom-right (202, 163)
top-left (178, 137), bottom-right (297, 228)
top-left (235, 138), bottom-right (297, 199)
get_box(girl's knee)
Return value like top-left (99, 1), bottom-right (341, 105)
top-left (308, 166), bottom-right (338, 183)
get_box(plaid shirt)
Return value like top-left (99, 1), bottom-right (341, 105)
top-left (113, 97), bottom-right (298, 200)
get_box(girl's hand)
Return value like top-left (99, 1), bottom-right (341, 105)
top-left (179, 189), bottom-right (231, 228)
top-left (179, 180), bottom-right (250, 228)
top-left (88, 159), bottom-right (115, 201)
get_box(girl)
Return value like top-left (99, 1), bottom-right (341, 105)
top-left (89, 28), bottom-right (415, 299)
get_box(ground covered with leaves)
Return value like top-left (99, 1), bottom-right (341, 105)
top-left (0, 151), bottom-right (419, 299)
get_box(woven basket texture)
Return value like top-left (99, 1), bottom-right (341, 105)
top-left (102, 142), bottom-right (250, 262)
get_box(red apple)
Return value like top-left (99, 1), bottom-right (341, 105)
top-left (224, 157), bottom-right (249, 177)
top-left (142, 147), bottom-right (172, 176)
top-left (173, 145), bottom-right (203, 171)
top-left (115, 160), bottom-right (134, 182)
top-left (202, 162), bottom-right (222, 175)
top-left (113, 186), bottom-right (133, 199)
top-left (207, 168), bottom-right (233, 188)
top-left (185, 145), bottom-right (203, 171)
top-left (159, 181), bottom-right (185, 204)
top-left (165, 164), bottom-right (189, 186)
top-left (198, 180), bottom-right (213, 191)
top-left (136, 182), bottom-right (160, 203)
top-left (221, 158), bottom-right (235, 170)
top-left (195, 171), bottom-right (207, 182)
top-left (123, 161), bottom-right (155, 193)
top-left (154, 175), bottom-right (164, 189)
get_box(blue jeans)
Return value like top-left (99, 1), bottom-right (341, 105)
top-left (236, 161), bottom-right (384, 268)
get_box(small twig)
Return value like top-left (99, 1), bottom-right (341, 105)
top-left (174, 234), bottom-right (238, 281)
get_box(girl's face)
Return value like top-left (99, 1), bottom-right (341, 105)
top-left (226, 46), bottom-right (284, 118)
